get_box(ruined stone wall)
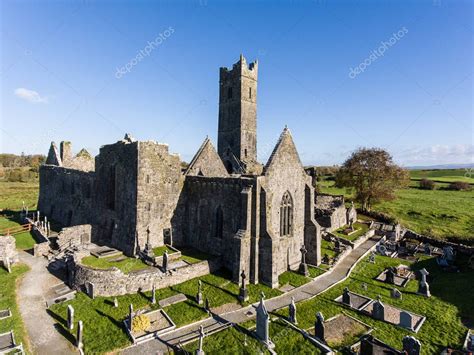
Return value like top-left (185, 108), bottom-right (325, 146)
top-left (94, 139), bottom-right (138, 255)
top-left (0, 235), bottom-right (19, 264)
top-left (71, 257), bottom-right (222, 297)
top-left (173, 176), bottom-right (255, 275)
top-left (315, 194), bottom-right (347, 231)
top-left (185, 138), bottom-right (228, 178)
top-left (136, 141), bottom-right (184, 249)
top-left (56, 224), bottom-right (92, 250)
top-left (38, 165), bottom-right (94, 227)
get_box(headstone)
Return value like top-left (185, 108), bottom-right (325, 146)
top-left (205, 298), bottom-right (210, 314)
top-left (314, 312), bottom-right (325, 341)
top-left (255, 292), bottom-right (273, 347)
top-left (288, 297), bottom-right (297, 324)
top-left (368, 252), bottom-right (376, 264)
top-left (196, 280), bottom-right (203, 305)
top-left (67, 305), bottom-right (74, 330)
top-left (47, 222), bottom-right (51, 236)
top-left (239, 270), bottom-right (249, 302)
top-left (394, 223), bottom-right (401, 241)
top-left (85, 282), bottom-right (95, 299)
top-left (322, 254), bottom-right (330, 264)
top-left (151, 284), bottom-right (156, 304)
top-left (76, 320), bottom-right (83, 350)
top-left (385, 268), bottom-right (396, 284)
top-left (298, 245), bottom-right (309, 277)
top-left (417, 269), bottom-right (431, 297)
top-left (5, 257), bottom-right (11, 273)
top-left (334, 239), bottom-right (342, 253)
top-left (442, 246), bottom-right (454, 261)
top-left (391, 288), bottom-right (402, 300)
top-left (342, 287), bottom-right (352, 307)
top-left (113, 297), bottom-right (118, 308)
top-left (372, 298), bottom-right (385, 320)
top-left (402, 336), bottom-right (421, 355)
top-left (196, 325), bottom-right (205, 355)
top-left (424, 243), bottom-right (432, 255)
top-left (162, 250), bottom-right (169, 272)
top-left (400, 311), bottom-right (413, 330)
top-left (129, 304), bottom-right (134, 331)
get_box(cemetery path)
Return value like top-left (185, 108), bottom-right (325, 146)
top-left (17, 251), bottom-right (75, 355)
top-left (121, 235), bottom-right (382, 354)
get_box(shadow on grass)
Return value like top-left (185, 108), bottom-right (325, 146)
top-left (95, 309), bottom-right (126, 330)
top-left (53, 322), bottom-right (77, 345)
top-left (46, 308), bottom-right (66, 326)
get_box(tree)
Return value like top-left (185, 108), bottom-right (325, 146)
top-left (419, 179), bottom-right (435, 190)
top-left (335, 148), bottom-right (409, 211)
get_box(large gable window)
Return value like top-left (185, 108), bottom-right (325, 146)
top-left (280, 191), bottom-right (293, 237)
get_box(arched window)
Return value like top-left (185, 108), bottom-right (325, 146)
top-left (215, 206), bottom-right (224, 239)
top-left (280, 191), bottom-right (293, 237)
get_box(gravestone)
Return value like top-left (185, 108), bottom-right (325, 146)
top-left (196, 280), bottom-right (203, 305)
top-left (400, 311), bottom-right (413, 330)
top-left (151, 284), bottom-right (156, 304)
top-left (85, 282), bottom-right (95, 299)
top-left (289, 297), bottom-right (297, 324)
top-left (76, 320), bottom-right (83, 350)
top-left (372, 298), bottom-right (385, 321)
top-left (369, 252), bottom-right (376, 264)
top-left (239, 270), bottom-right (249, 302)
top-left (385, 268), bottom-right (396, 284)
top-left (334, 239), bottom-right (342, 253)
top-left (129, 304), bottom-right (134, 331)
top-left (114, 297), bottom-right (118, 308)
top-left (196, 325), bottom-right (205, 355)
top-left (205, 298), bottom-right (210, 314)
top-left (342, 287), bottom-right (352, 307)
top-left (417, 269), bottom-right (431, 297)
top-left (424, 243), bottom-right (432, 255)
top-left (5, 257), bottom-right (11, 273)
top-left (67, 305), bottom-right (74, 330)
top-left (314, 312), bottom-right (325, 341)
top-left (391, 288), bottom-right (402, 300)
top-left (442, 246), bottom-right (454, 262)
top-left (298, 245), bottom-right (309, 277)
top-left (394, 223), bottom-right (401, 241)
top-left (322, 254), bottom-right (330, 264)
top-left (402, 336), bottom-right (421, 355)
top-left (256, 292), bottom-right (273, 348)
top-left (162, 250), bottom-right (169, 272)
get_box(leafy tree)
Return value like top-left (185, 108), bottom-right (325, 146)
top-left (419, 178), bottom-right (435, 190)
top-left (335, 148), bottom-right (409, 211)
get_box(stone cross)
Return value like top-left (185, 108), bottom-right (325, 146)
top-left (151, 284), bottom-right (156, 304)
top-left (239, 270), bottom-right (249, 302)
top-left (314, 312), bottom-right (325, 341)
top-left (402, 335), bottom-right (421, 355)
top-left (129, 304), bottom-right (134, 331)
top-left (369, 252), bottom-right (376, 264)
top-left (256, 292), bottom-right (271, 347)
top-left (385, 268), bottom-right (396, 284)
top-left (289, 297), bottom-right (297, 324)
top-left (76, 320), bottom-right (83, 350)
top-left (400, 311), bottom-right (413, 330)
top-left (196, 325), bottom-right (205, 355)
top-left (372, 298), bottom-right (385, 321)
top-left (162, 250), bottom-right (169, 272)
top-left (299, 245), bottom-right (309, 277)
top-left (342, 287), bottom-right (352, 307)
top-left (67, 305), bottom-right (74, 330)
top-left (196, 280), bottom-right (203, 305)
top-left (417, 268), bottom-right (431, 297)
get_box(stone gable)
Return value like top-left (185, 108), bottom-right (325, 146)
top-left (186, 138), bottom-right (228, 177)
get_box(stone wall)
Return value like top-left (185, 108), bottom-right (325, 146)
top-left (315, 194), bottom-right (347, 231)
top-left (71, 255), bottom-right (222, 297)
top-left (0, 235), bottom-right (19, 264)
top-left (185, 138), bottom-right (228, 178)
top-left (56, 224), bottom-right (92, 250)
top-left (38, 165), bottom-right (94, 227)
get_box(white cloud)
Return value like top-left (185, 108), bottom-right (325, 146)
top-left (394, 144), bottom-right (474, 166)
top-left (14, 88), bottom-right (48, 104)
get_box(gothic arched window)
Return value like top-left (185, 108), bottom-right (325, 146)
top-left (215, 206), bottom-right (224, 239)
top-left (280, 191), bottom-right (293, 237)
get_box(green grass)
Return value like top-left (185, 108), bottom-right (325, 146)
top-left (410, 168), bottom-right (474, 184)
top-left (321, 239), bottom-right (338, 260)
top-left (152, 245), bottom-right (176, 256)
top-left (0, 181), bottom-right (39, 211)
top-left (179, 248), bottom-right (213, 264)
top-left (279, 270), bottom-right (312, 288)
top-left (0, 264), bottom-right (30, 353)
top-left (319, 176), bottom-right (474, 244)
top-left (275, 254), bottom-right (472, 353)
top-left (333, 222), bottom-right (369, 242)
top-left (80, 255), bottom-right (151, 274)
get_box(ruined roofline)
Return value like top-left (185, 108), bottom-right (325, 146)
top-left (219, 54), bottom-right (258, 74)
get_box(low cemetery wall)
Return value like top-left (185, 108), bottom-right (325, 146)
top-left (71, 257), bottom-right (222, 297)
top-left (33, 241), bottom-right (50, 257)
top-left (56, 224), bottom-right (91, 250)
top-left (404, 230), bottom-right (474, 255)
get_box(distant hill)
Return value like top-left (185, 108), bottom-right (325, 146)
top-left (406, 163), bottom-right (474, 170)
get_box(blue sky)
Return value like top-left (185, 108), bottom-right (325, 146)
top-left (1, 0), bottom-right (472, 167)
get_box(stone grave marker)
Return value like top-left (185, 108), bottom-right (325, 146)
top-left (417, 269), bottom-right (431, 297)
top-left (67, 305), bottom-right (74, 330)
top-left (314, 312), bottom-right (325, 341)
top-left (391, 288), bottom-right (402, 300)
top-left (114, 297), bottom-right (118, 308)
top-left (400, 311), bottom-right (413, 330)
top-left (151, 284), bottom-right (156, 304)
top-left (342, 287), bottom-right (352, 307)
top-left (196, 325), bottom-right (205, 355)
top-left (256, 292), bottom-right (273, 348)
top-left (239, 270), bottom-right (249, 302)
top-left (162, 250), bottom-right (169, 272)
top-left (368, 252), bottom-right (376, 264)
top-left (402, 335), bottom-right (421, 355)
top-left (298, 245), bottom-right (309, 277)
top-left (372, 298), bottom-right (385, 321)
top-left (385, 268), bottom-right (396, 284)
top-left (196, 280), bottom-right (203, 305)
top-left (289, 297), bottom-right (297, 324)
top-left (76, 320), bottom-right (83, 350)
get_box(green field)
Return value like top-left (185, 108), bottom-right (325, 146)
top-left (0, 264), bottom-right (30, 353)
top-left (319, 169), bottom-right (474, 244)
top-left (410, 168), bottom-right (474, 184)
top-left (81, 255), bottom-right (151, 273)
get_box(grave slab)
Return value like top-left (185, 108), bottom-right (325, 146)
top-left (158, 293), bottom-right (188, 308)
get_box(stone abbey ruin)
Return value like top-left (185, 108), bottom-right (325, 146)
top-left (37, 55), bottom-right (356, 294)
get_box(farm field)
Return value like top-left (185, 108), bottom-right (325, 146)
top-left (319, 169), bottom-right (474, 244)
top-left (409, 168), bottom-right (474, 184)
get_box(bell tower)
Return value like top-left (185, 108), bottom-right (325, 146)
top-left (218, 55), bottom-right (258, 173)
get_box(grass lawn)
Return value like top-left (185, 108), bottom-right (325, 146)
top-left (410, 169), bottom-right (474, 184)
top-left (80, 255), bottom-right (151, 274)
top-left (152, 245), bottom-right (176, 256)
top-left (179, 248), bottom-right (213, 264)
top-left (275, 254), bottom-right (473, 353)
top-left (0, 264), bottom-right (30, 353)
top-left (321, 239), bottom-right (338, 260)
top-left (333, 222), bottom-right (369, 242)
top-left (319, 175), bottom-right (474, 244)
top-left (279, 270), bottom-right (312, 288)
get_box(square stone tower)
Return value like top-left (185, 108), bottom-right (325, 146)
top-left (218, 55), bottom-right (258, 173)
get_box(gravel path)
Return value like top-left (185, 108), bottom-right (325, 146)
top-left (17, 251), bottom-right (75, 355)
top-left (122, 235), bottom-right (382, 354)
